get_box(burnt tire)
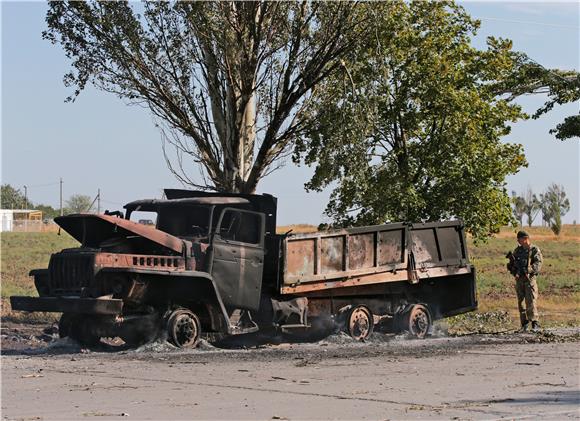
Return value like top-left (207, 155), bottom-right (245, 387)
top-left (58, 313), bottom-right (74, 338)
top-left (66, 315), bottom-right (102, 347)
top-left (396, 304), bottom-right (431, 339)
top-left (346, 306), bottom-right (374, 341)
top-left (166, 309), bottom-right (201, 348)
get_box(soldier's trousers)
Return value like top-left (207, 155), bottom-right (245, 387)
top-left (515, 276), bottom-right (539, 324)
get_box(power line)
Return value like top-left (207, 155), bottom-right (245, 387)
top-left (24, 181), bottom-right (61, 189)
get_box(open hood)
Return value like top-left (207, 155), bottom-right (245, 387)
top-left (54, 214), bottom-right (184, 254)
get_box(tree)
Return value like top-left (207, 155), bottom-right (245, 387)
top-left (35, 204), bottom-right (60, 220)
top-left (1, 184), bottom-right (26, 209)
top-left (295, 1), bottom-right (526, 240)
top-left (65, 194), bottom-right (94, 214)
top-left (540, 184), bottom-right (570, 235)
top-left (44, 1), bottom-right (364, 193)
top-left (511, 192), bottom-right (526, 227)
top-left (516, 187), bottom-right (541, 227)
top-left (496, 54), bottom-right (580, 140)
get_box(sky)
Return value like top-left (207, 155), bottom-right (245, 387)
top-left (1, 1), bottom-right (579, 225)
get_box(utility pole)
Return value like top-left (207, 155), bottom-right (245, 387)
top-left (59, 178), bottom-right (63, 216)
top-left (23, 185), bottom-right (27, 209)
top-left (97, 189), bottom-right (101, 214)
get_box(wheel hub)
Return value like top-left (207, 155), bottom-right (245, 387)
top-left (347, 306), bottom-right (373, 341)
top-left (167, 309), bottom-right (200, 348)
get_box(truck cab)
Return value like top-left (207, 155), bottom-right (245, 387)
top-left (11, 190), bottom-right (279, 347)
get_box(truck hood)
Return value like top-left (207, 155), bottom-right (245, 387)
top-left (54, 214), bottom-right (184, 254)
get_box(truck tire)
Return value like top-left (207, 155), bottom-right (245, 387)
top-left (346, 305), bottom-right (374, 341)
top-left (65, 315), bottom-right (102, 347)
top-left (396, 304), bottom-right (431, 338)
top-left (166, 308), bottom-right (201, 348)
top-left (58, 313), bottom-right (73, 338)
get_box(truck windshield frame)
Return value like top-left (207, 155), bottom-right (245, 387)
top-left (155, 205), bottom-right (213, 239)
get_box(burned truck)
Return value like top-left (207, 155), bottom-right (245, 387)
top-left (10, 189), bottom-right (477, 347)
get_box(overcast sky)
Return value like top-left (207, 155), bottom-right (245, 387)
top-left (1, 1), bottom-right (579, 225)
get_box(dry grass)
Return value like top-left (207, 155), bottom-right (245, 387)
top-left (1, 225), bottom-right (578, 327)
top-left (493, 224), bottom-right (580, 240)
top-left (276, 224), bottom-right (318, 234)
top-left (1, 231), bottom-right (79, 318)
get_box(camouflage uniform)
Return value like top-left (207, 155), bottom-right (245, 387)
top-left (510, 244), bottom-right (543, 325)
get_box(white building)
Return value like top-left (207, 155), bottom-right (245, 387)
top-left (0, 209), bottom-right (43, 232)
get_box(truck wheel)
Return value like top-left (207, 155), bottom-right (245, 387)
top-left (397, 304), bottom-right (431, 339)
top-left (59, 313), bottom-right (100, 345)
top-left (58, 313), bottom-right (73, 338)
top-left (166, 309), bottom-right (201, 348)
top-left (346, 306), bottom-right (374, 341)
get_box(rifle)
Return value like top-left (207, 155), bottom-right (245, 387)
top-left (506, 251), bottom-right (517, 275)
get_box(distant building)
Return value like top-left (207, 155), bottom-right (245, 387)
top-left (0, 209), bottom-right (43, 232)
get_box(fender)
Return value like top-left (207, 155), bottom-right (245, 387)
top-left (100, 268), bottom-right (235, 334)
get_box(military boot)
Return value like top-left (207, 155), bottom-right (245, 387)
top-left (520, 321), bottom-right (529, 332)
top-left (531, 321), bottom-right (540, 332)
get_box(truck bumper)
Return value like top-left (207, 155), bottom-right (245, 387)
top-left (9, 296), bottom-right (124, 315)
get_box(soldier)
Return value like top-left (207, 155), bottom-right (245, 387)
top-left (507, 230), bottom-right (543, 332)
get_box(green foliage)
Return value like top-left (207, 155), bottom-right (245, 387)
top-left (34, 204), bottom-right (60, 220)
top-left (494, 54), bottom-right (580, 140)
top-left (1, 184), bottom-right (27, 209)
top-left (511, 188), bottom-right (541, 227)
top-left (43, 1), bottom-right (363, 193)
top-left (511, 192), bottom-right (526, 226)
top-left (551, 115), bottom-right (580, 140)
top-left (295, 1), bottom-right (526, 241)
top-left (1, 184), bottom-right (60, 219)
top-left (65, 194), bottom-right (93, 214)
top-left (540, 184), bottom-right (570, 236)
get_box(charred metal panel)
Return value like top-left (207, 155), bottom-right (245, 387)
top-left (94, 253), bottom-right (186, 271)
top-left (286, 239), bottom-right (316, 278)
top-left (55, 214), bottom-right (184, 254)
top-left (411, 228), bottom-right (440, 263)
top-left (320, 236), bottom-right (344, 274)
top-left (125, 197), bottom-right (250, 209)
top-left (280, 269), bottom-right (410, 294)
top-left (210, 208), bottom-right (265, 310)
top-left (437, 227), bottom-right (465, 261)
top-left (378, 229), bottom-right (405, 266)
top-left (280, 220), bottom-right (471, 296)
top-left (410, 221), bottom-right (468, 269)
top-left (10, 296), bottom-right (123, 315)
top-left (49, 251), bottom-right (95, 295)
top-left (348, 233), bottom-right (375, 270)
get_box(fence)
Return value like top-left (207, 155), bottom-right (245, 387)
top-left (3, 220), bottom-right (60, 233)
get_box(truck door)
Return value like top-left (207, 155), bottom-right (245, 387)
top-left (210, 208), bottom-right (265, 310)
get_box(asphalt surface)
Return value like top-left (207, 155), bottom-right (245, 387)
top-left (1, 324), bottom-right (579, 420)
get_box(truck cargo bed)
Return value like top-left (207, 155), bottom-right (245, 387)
top-left (280, 221), bottom-right (472, 295)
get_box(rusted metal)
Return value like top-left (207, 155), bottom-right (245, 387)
top-left (10, 190), bottom-right (477, 348)
top-left (281, 221), bottom-right (471, 295)
top-left (55, 214), bottom-right (184, 254)
top-left (347, 306), bottom-right (374, 341)
top-left (286, 238), bottom-right (316, 278)
top-left (94, 253), bottom-right (186, 271)
top-left (397, 304), bottom-right (431, 338)
top-left (124, 197), bottom-right (251, 210)
top-left (281, 270), bottom-right (410, 294)
top-left (348, 233), bottom-right (374, 270)
top-left (9, 296), bottom-right (123, 315)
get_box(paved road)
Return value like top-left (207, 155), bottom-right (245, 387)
top-left (2, 328), bottom-right (579, 420)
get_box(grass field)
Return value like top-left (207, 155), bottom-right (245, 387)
top-left (1, 225), bottom-right (578, 329)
